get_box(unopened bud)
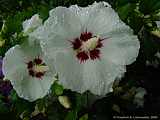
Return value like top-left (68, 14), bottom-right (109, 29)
top-left (0, 37), bottom-right (5, 47)
top-left (151, 30), bottom-right (160, 38)
top-left (58, 96), bottom-right (71, 109)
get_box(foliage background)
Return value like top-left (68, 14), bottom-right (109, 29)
top-left (0, 0), bottom-right (160, 120)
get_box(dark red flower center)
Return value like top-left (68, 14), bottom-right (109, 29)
top-left (70, 31), bottom-right (103, 63)
top-left (26, 57), bottom-right (48, 79)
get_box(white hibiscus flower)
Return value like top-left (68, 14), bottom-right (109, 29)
top-left (31, 2), bottom-right (140, 95)
top-left (23, 14), bottom-right (42, 35)
top-left (2, 40), bottom-right (56, 101)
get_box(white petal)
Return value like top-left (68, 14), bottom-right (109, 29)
top-left (17, 40), bottom-right (43, 62)
top-left (82, 59), bottom-right (126, 95)
top-left (55, 49), bottom-right (126, 95)
top-left (31, 7), bottom-right (83, 59)
top-left (12, 73), bottom-right (54, 102)
top-left (54, 49), bottom-right (85, 93)
top-left (2, 45), bottom-right (27, 79)
top-left (101, 33), bottom-right (140, 65)
top-left (84, 2), bottom-right (132, 37)
top-left (40, 7), bottom-right (82, 46)
top-left (69, 2), bottom-right (110, 31)
top-left (69, 2), bottom-right (132, 38)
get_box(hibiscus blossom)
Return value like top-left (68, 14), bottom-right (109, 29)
top-left (2, 41), bottom-right (56, 101)
top-left (31, 2), bottom-right (140, 95)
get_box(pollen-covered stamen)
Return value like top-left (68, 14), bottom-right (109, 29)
top-left (33, 65), bottom-right (49, 73)
top-left (81, 37), bottom-right (100, 51)
top-left (26, 57), bottom-right (49, 79)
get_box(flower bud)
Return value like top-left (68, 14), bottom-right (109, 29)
top-left (58, 96), bottom-right (71, 109)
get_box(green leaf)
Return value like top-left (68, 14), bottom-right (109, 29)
top-left (47, 101), bottom-right (67, 120)
top-left (128, 11), bottom-right (144, 34)
top-left (117, 3), bottom-right (135, 21)
top-left (65, 110), bottom-right (77, 120)
top-left (140, 28), bottom-right (160, 60)
top-left (22, 111), bottom-right (31, 119)
top-left (51, 81), bottom-right (64, 96)
top-left (74, 93), bottom-right (88, 111)
top-left (13, 98), bottom-right (35, 117)
top-left (139, 0), bottom-right (160, 14)
top-left (37, 4), bottom-right (50, 21)
top-left (0, 99), bottom-right (9, 114)
top-left (23, 117), bottom-right (30, 120)
top-left (89, 93), bottom-right (113, 120)
top-left (115, 0), bottom-right (138, 7)
top-left (10, 90), bottom-right (18, 102)
top-left (36, 99), bottom-right (46, 111)
top-left (0, 112), bottom-right (21, 120)
top-left (79, 114), bottom-right (88, 120)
